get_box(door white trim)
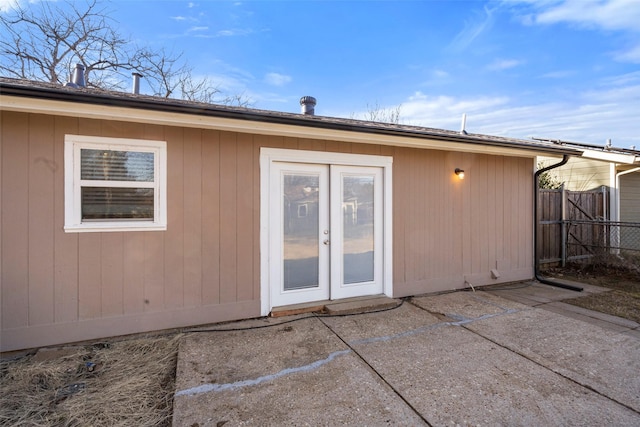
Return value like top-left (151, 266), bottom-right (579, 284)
top-left (260, 148), bottom-right (393, 315)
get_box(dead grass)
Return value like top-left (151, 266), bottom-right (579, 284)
top-left (0, 335), bottom-right (181, 427)
top-left (547, 257), bottom-right (640, 323)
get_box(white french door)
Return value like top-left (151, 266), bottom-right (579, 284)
top-left (269, 162), bottom-right (384, 308)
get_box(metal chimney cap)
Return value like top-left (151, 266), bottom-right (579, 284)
top-left (65, 63), bottom-right (86, 88)
top-left (300, 96), bottom-right (317, 115)
top-left (300, 96), bottom-right (316, 106)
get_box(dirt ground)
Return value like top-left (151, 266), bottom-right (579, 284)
top-left (546, 260), bottom-right (640, 323)
top-left (2, 263), bottom-right (638, 426)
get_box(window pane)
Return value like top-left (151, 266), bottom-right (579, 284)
top-left (283, 173), bottom-right (320, 290)
top-left (81, 187), bottom-right (154, 220)
top-left (81, 149), bottom-right (154, 182)
top-left (343, 175), bottom-right (374, 284)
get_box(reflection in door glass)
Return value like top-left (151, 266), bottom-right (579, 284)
top-left (343, 175), bottom-right (374, 284)
top-left (283, 173), bottom-right (320, 290)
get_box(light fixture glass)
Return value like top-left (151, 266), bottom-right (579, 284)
top-left (455, 168), bottom-right (465, 179)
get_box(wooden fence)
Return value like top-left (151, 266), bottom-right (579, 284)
top-left (538, 186), bottom-right (609, 266)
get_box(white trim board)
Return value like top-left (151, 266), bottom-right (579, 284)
top-left (259, 148), bottom-right (393, 315)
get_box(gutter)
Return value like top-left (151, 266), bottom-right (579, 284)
top-left (534, 155), bottom-right (583, 292)
top-left (0, 81), bottom-right (580, 157)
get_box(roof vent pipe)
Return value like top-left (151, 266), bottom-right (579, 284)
top-left (460, 113), bottom-right (467, 135)
top-left (300, 96), bottom-right (316, 115)
top-left (132, 72), bottom-right (143, 94)
top-left (64, 63), bottom-right (86, 88)
top-left (605, 138), bottom-right (612, 150)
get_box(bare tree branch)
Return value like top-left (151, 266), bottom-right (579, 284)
top-left (350, 101), bottom-right (403, 124)
top-left (0, 0), bottom-right (251, 105)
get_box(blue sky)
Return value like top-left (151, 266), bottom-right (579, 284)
top-left (4, 0), bottom-right (640, 147)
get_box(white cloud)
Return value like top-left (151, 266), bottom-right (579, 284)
top-left (487, 59), bottom-right (525, 71)
top-left (614, 44), bottom-right (640, 63)
top-left (216, 28), bottom-right (252, 37)
top-left (188, 26), bottom-right (209, 32)
top-left (449, 5), bottom-right (496, 51)
top-left (533, 0), bottom-right (640, 32)
top-left (0, 0), bottom-right (20, 13)
top-left (393, 80), bottom-right (640, 147)
top-left (539, 70), bottom-right (575, 79)
top-left (599, 70), bottom-right (640, 86)
top-left (264, 72), bottom-right (292, 87)
top-left (432, 69), bottom-right (449, 79)
top-left (507, 1), bottom-right (640, 64)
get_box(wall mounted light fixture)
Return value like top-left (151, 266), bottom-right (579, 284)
top-left (455, 168), bottom-right (465, 179)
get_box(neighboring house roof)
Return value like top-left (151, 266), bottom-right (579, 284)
top-left (533, 137), bottom-right (639, 165)
top-left (0, 77), bottom-right (582, 157)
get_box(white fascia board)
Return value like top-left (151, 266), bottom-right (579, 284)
top-left (581, 148), bottom-right (638, 164)
top-left (4, 95), bottom-right (559, 158)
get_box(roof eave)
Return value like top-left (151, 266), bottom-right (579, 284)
top-left (0, 81), bottom-right (581, 157)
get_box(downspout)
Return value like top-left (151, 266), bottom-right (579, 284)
top-left (534, 155), bottom-right (583, 291)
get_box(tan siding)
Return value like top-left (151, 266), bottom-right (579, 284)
top-left (236, 133), bottom-right (254, 301)
top-left (325, 140), bottom-right (352, 153)
top-left (143, 124), bottom-right (166, 312)
top-left (298, 138), bottom-right (325, 151)
top-left (486, 156), bottom-right (498, 272)
top-left (1, 111), bottom-right (30, 329)
top-left (123, 233), bottom-right (145, 315)
top-left (101, 233), bottom-right (124, 317)
top-left (77, 118), bottom-right (103, 320)
top-left (620, 172), bottom-right (640, 223)
top-left (201, 129), bottom-right (221, 305)
top-left (54, 116), bottom-right (79, 323)
top-left (164, 126), bottom-right (185, 310)
top-left (183, 128), bottom-right (203, 307)
top-left (392, 148), bottom-right (533, 295)
top-left (391, 147), bottom-right (406, 285)
top-left (219, 131), bottom-right (238, 303)
top-left (28, 114), bottom-right (56, 325)
top-left (252, 136), bottom-right (263, 300)
top-left (1, 110), bottom-right (536, 351)
top-left (78, 233), bottom-right (102, 319)
top-left (461, 153), bottom-right (473, 278)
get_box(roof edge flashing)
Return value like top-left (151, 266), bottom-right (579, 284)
top-left (0, 79), bottom-right (581, 157)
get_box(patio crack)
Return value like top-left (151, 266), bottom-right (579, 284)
top-left (175, 349), bottom-right (351, 397)
top-left (316, 315), bottom-right (434, 427)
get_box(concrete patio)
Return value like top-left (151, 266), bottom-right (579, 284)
top-left (172, 281), bottom-right (640, 426)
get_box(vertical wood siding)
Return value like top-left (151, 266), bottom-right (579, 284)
top-left (1, 111), bottom-right (534, 351)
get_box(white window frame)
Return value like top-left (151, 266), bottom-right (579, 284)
top-left (64, 134), bottom-right (167, 233)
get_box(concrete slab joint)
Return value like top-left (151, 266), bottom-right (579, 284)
top-left (173, 283), bottom-right (640, 426)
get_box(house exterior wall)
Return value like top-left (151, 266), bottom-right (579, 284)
top-left (620, 172), bottom-right (640, 223)
top-left (1, 111), bottom-right (534, 351)
top-left (538, 156), bottom-right (610, 191)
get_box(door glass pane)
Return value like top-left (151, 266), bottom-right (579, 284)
top-left (343, 175), bottom-right (374, 284)
top-left (283, 173), bottom-right (320, 290)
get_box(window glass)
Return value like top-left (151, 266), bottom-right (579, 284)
top-left (81, 187), bottom-right (154, 220)
top-left (81, 149), bottom-right (154, 182)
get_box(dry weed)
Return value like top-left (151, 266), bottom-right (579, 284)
top-left (0, 335), bottom-right (181, 427)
